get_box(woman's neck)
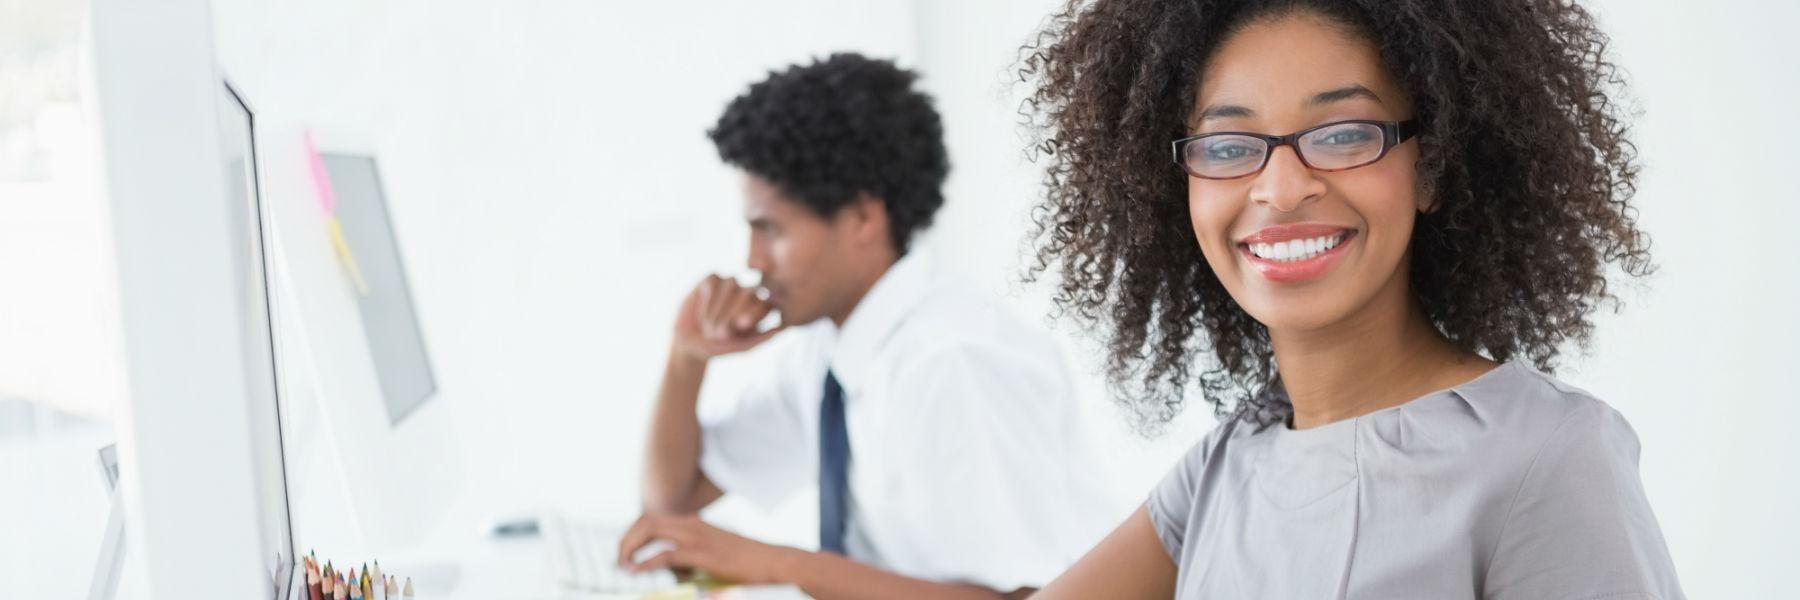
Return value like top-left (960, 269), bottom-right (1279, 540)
top-left (1270, 279), bottom-right (1494, 430)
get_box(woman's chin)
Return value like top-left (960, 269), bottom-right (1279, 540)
top-left (1242, 302), bottom-right (1351, 337)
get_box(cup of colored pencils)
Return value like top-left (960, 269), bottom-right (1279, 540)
top-left (302, 552), bottom-right (414, 599)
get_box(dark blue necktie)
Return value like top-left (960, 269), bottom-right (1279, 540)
top-left (818, 370), bottom-right (850, 555)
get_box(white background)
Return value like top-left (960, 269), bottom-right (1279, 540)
top-left (2, 0), bottom-right (1796, 597)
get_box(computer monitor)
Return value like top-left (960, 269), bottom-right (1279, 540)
top-left (91, 2), bottom-right (297, 597)
top-left (218, 78), bottom-right (300, 598)
top-left (313, 153), bottom-right (438, 428)
top-left (266, 145), bottom-right (462, 559)
top-left (91, 77), bottom-right (298, 600)
top-left (95, 7), bottom-right (459, 597)
top-left (90, 75), bottom-right (299, 600)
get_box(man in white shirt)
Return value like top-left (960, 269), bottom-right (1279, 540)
top-left (618, 53), bottom-right (1112, 599)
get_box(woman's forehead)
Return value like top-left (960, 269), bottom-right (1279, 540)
top-left (1194, 14), bottom-right (1407, 122)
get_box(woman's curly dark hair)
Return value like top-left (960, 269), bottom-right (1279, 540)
top-left (1018, 0), bottom-right (1653, 429)
top-left (709, 52), bottom-right (950, 254)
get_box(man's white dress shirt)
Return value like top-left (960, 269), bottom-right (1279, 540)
top-left (698, 251), bottom-right (1114, 591)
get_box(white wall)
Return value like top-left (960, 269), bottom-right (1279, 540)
top-left (0, 2), bottom-right (139, 596)
top-left (1560, 1), bottom-right (1800, 595)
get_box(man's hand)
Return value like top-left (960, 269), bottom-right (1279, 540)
top-left (617, 512), bottom-right (805, 585)
top-left (671, 274), bottom-right (786, 361)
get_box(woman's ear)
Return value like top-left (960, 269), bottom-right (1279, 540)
top-left (1414, 179), bottom-right (1441, 214)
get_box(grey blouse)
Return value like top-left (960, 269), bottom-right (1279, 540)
top-left (1149, 360), bottom-right (1684, 599)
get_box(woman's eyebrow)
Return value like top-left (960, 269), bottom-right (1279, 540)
top-left (1197, 84), bottom-right (1383, 122)
top-left (1197, 104), bottom-right (1253, 121)
top-left (1307, 84), bottom-right (1382, 107)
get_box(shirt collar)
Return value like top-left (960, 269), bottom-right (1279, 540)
top-left (827, 250), bottom-right (934, 395)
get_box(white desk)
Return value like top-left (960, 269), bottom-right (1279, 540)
top-left (374, 528), bottom-right (809, 600)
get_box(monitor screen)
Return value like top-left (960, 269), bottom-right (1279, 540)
top-left (317, 154), bottom-right (437, 426)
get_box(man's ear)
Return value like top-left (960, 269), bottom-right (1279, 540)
top-left (843, 193), bottom-right (891, 247)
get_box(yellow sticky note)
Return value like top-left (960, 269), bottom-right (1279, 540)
top-left (327, 218), bottom-right (370, 295)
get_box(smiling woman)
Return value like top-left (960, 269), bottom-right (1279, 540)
top-left (1020, 0), bottom-right (1651, 428)
top-left (1018, 0), bottom-right (1679, 598)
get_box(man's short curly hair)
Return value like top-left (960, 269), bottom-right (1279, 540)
top-left (709, 53), bottom-right (949, 254)
top-left (1018, 0), bottom-right (1654, 429)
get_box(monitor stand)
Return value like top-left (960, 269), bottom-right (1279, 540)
top-left (87, 445), bottom-right (126, 600)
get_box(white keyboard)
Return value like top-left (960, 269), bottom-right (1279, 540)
top-left (541, 513), bottom-right (680, 596)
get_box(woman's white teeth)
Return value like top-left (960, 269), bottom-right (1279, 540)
top-left (1250, 233), bottom-right (1345, 262)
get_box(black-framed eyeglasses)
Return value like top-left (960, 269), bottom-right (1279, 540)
top-left (1171, 119), bottom-right (1420, 180)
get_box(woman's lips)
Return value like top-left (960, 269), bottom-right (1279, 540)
top-left (1239, 230), bottom-right (1356, 284)
top-left (1239, 223), bottom-right (1355, 246)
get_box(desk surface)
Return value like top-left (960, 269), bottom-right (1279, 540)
top-left (376, 532), bottom-right (808, 600)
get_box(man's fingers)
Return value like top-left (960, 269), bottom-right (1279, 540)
top-left (628, 548), bottom-right (694, 573)
top-left (726, 290), bottom-right (771, 333)
top-left (715, 285), bottom-right (750, 330)
top-left (737, 300), bottom-right (775, 333)
top-left (618, 515), bottom-right (714, 569)
top-left (616, 514), bottom-right (658, 568)
top-left (716, 313), bottom-right (785, 354)
top-left (659, 515), bottom-right (704, 546)
top-left (744, 321), bottom-right (789, 346)
top-left (686, 274), bottom-right (784, 355)
top-left (694, 276), bottom-right (721, 329)
top-left (700, 275), bottom-right (724, 308)
top-left (702, 280), bottom-right (749, 336)
top-left (699, 280), bottom-right (733, 339)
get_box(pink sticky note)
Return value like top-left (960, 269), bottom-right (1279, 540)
top-left (303, 131), bottom-right (337, 216)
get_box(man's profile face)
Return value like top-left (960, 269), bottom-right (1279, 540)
top-left (742, 173), bottom-right (853, 327)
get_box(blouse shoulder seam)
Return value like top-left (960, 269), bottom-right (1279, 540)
top-left (1480, 400), bottom-right (1598, 586)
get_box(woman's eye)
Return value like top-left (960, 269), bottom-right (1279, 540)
top-left (1317, 129), bottom-right (1374, 145)
top-left (1205, 143), bottom-right (1260, 161)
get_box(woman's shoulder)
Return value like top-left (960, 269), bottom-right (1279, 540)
top-left (1451, 360), bottom-right (1642, 450)
top-left (1176, 360), bottom-right (1647, 473)
top-left (1476, 363), bottom-right (1679, 598)
top-left (1401, 360), bottom-right (1650, 513)
top-left (1488, 360), bottom-right (1646, 470)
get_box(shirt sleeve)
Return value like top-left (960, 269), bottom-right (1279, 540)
top-left (1484, 401), bottom-right (1685, 600)
top-left (879, 345), bottom-right (1096, 592)
top-left (696, 339), bottom-right (815, 510)
top-left (1147, 421), bottom-right (1222, 562)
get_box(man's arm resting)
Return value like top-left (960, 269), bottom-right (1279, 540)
top-left (640, 350), bottom-right (722, 514)
top-left (644, 275), bottom-right (787, 513)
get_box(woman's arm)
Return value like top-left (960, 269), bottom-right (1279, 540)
top-left (1032, 506), bottom-right (1178, 599)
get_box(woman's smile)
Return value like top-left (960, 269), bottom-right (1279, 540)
top-left (1235, 224), bottom-right (1359, 284)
